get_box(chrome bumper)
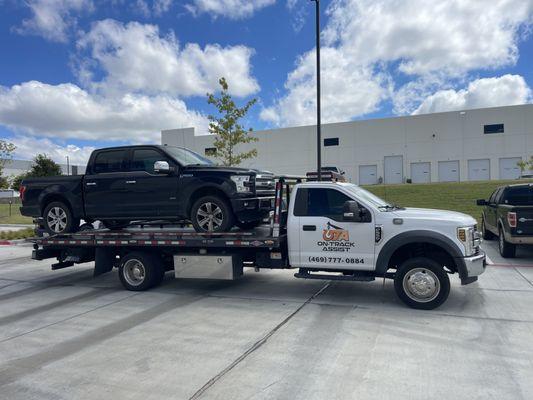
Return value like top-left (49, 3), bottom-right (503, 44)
top-left (464, 251), bottom-right (486, 278)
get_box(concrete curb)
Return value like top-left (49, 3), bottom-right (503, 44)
top-left (0, 239), bottom-right (32, 246)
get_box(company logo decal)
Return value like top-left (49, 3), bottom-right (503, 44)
top-left (318, 222), bottom-right (355, 252)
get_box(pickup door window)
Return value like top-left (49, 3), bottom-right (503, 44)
top-left (84, 149), bottom-right (129, 218)
top-left (292, 187), bottom-right (375, 271)
top-left (120, 148), bottom-right (179, 218)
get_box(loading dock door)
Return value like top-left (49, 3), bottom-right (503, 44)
top-left (384, 156), bottom-right (403, 184)
top-left (468, 159), bottom-right (490, 181)
top-left (359, 165), bottom-right (378, 185)
top-left (499, 158), bottom-right (521, 180)
top-left (410, 162), bottom-right (431, 183)
top-left (438, 161), bottom-right (460, 182)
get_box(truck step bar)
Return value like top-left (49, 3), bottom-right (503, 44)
top-left (294, 269), bottom-right (376, 282)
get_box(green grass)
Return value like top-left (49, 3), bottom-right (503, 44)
top-left (0, 203), bottom-right (33, 224)
top-left (363, 179), bottom-right (533, 224)
top-left (0, 228), bottom-right (35, 240)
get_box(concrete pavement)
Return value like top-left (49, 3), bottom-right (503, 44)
top-left (0, 241), bottom-right (532, 400)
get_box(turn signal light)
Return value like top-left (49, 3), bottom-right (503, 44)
top-left (507, 212), bottom-right (517, 228)
top-left (19, 185), bottom-right (26, 202)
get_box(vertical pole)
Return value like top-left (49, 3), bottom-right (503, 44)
top-left (315, 0), bottom-right (322, 181)
top-left (66, 156), bottom-right (70, 176)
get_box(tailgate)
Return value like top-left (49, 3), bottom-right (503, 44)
top-left (512, 206), bottom-right (533, 235)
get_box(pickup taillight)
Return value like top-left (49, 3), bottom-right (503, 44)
top-left (19, 185), bottom-right (26, 202)
top-left (507, 212), bottom-right (517, 228)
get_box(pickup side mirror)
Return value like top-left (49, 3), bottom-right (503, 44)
top-left (343, 200), bottom-right (362, 222)
top-left (476, 199), bottom-right (488, 206)
top-left (154, 160), bottom-right (171, 174)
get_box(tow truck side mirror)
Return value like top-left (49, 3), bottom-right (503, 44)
top-left (343, 201), bottom-right (362, 222)
top-left (476, 199), bottom-right (488, 206)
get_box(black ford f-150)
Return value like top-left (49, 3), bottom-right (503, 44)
top-left (20, 145), bottom-right (275, 234)
top-left (477, 183), bottom-right (533, 257)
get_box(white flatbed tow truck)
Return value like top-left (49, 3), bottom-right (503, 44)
top-left (30, 177), bottom-right (486, 310)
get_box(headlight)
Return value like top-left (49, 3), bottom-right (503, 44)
top-left (231, 175), bottom-right (251, 193)
top-left (457, 226), bottom-right (477, 256)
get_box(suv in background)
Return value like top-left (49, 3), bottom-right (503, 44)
top-left (477, 183), bottom-right (533, 257)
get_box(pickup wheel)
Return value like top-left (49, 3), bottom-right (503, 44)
top-left (43, 201), bottom-right (79, 235)
top-left (191, 196), bottom-right (235, 232)
top-left (119, 252), bottom-right (164, 291)
top-left (498, 227), bottom-right (516, 258)
top-left (394, 257), bottom-right (450, 310)
top-left (481, 217), bottom-right (495, 240)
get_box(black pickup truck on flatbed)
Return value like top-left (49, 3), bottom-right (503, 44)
top-left (20, 145), bottom-right (275, 234)
top-left (477, 183), bottom-right (533, 257)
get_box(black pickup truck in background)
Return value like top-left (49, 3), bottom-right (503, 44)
top-left (20, 145), bottom-right (275, 234)
top-left (477, 183), bottom-right (533, 257)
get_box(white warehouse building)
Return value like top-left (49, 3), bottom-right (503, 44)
top-left (162, 104), bottom-right (533, 185)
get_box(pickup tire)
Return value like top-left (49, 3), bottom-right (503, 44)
top-left (394, 257), bottom-right (450, 310)
top-left (43, 201), bottom-right (79, 235)
top-left (191, 196), bottom-right (235, 232)
top-left (498, 227), bottom-right (516, 258)
top-left (481, 217), bottom-right (495, 240)
top-left (119, 252), bottom-right (165, 291)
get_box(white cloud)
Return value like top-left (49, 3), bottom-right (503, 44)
top-left (263, 0), bottom-right (533, 126)
top-left (9, 136), bottom-right (95, 166)
top-left (133, 0), bottom-right (172, 17)
top-left (185, 0), bottom-right (275, 20)
top-left (15, 0), bottom-right (93, 42)
top-left (153, 0), bottom-right (173, 15)
top-left (261, 47), bottom-right (390, 126)
top-left (0, 81), bottom-right (208, 142)
top-left (414, 74), bottom-right (532, 114)
top-left (77, 19), bottom-right (259, 97)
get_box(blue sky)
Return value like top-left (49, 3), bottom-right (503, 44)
top-left (0, 0), bottom-right (532, 165)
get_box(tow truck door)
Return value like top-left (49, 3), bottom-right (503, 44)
top-left (292, 187), bottom-right (375, 271)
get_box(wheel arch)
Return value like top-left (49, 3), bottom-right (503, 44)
top-left (376, 230), bottom-right (466, 278)
top-left (186, 185), bottom-right (230, 215)
top-left (41, 194), bottom-right (74, 216)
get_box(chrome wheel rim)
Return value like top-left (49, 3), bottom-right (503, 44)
top-left (196, 202), bottom-right (223, 231)
top-left (123, 259), bottom-right (146, 286)
top-left (402, 268), bottom-right (440, 303)
top-left (46, 207), bottom-right (68, 233)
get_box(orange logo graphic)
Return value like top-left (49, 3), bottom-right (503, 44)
top-left (322, 222), bottom-right (349, 241)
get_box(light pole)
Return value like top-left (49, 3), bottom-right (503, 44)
top-left (66, 155), bottom-right (70, 176)
top-left (310, 0), bottom-right (321, 181)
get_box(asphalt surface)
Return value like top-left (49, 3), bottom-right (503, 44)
top-left (0, 241), bottom-right (532, 400)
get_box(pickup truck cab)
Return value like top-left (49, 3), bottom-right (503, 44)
top-left (477, 183), bottom-right (533, 257)
top-left (20, 145), bottom-right (275, 234)
top-left (32, 179), bottom-right (486, 310)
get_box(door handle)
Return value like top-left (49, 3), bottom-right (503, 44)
top-left (125, 180), bottom-right (137, 184)
top-left (303, 225), bottom-right (316, 231)
top-left (86, 182), bottom-right (96, 186)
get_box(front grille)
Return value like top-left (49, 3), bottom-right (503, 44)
top-left (255, 174), bottom-right (275, 196)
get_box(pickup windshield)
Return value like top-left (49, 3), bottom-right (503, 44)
top-left (163, 146), bottom-right (214, 166)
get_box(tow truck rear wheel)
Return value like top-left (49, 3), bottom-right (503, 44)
top-left (394, 257), bottom-right (450, 310)
top-left (119, 252), bottom-right (165, 291)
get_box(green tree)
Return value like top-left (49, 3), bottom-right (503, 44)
top-left (207, 77), bottom-right (258, 166)
top-left (11, 154), bottom-right (62, 190)
top-left (0, 140), bottom-right (16, 188)
top-left (517, 159), bottom-right (528, 177)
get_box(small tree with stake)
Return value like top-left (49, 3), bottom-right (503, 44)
top-left (11, 154), bottom-right (63, 190)
top-left (0, 140), bottom-right (16, 189)
top-left (207, 77), bottom-right (258, 166)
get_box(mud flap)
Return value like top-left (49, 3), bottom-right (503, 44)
top-left (94, 248), bottom-right (115, 277)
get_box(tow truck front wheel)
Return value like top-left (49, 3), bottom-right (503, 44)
top-left (394, 257), bottom-right (450, 310)
top-left (119, 252), bottom-right (165, 291)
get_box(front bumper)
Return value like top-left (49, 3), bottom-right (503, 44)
top-left (231, 196), bottom-right (274, 222)
top-left (458, 250), bottom-right (486, 285)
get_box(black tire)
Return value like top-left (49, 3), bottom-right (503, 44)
top-left (102, 220), bottom-right (131, 230)
top-left (190, 195), bottom-right (235, 232)
top-left (118, 252), bottom-right (164, 291)
top-left (236, 220), bottom-right (262, 230)
top-left (498, 227), bottom-right (516, 258)
top-left (481, 217), bottom-right (495, 240)
top-left (43, 201), bottom-right (80, 235)
top-left (394, 257), bottom-right (450, 310)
